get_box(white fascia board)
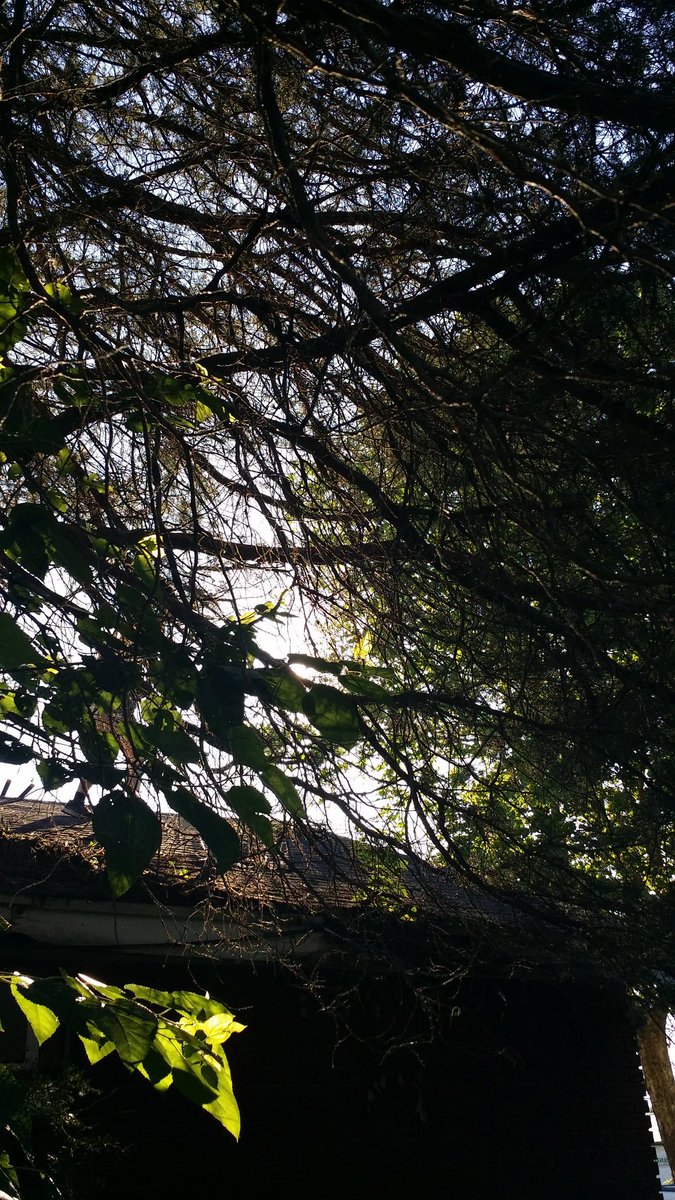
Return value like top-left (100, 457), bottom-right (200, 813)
top-left (0, 894), bottom-right (327, 960)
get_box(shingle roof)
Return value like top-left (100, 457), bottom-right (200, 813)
top-left (0, 793), bottom-right (509, 924)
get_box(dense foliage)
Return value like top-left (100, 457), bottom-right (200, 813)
top-left (0, 0), bottom-right (674, 993)
top-left (0, 973), bottom-right (242, 1197)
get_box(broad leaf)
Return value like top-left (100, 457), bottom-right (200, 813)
top-left (225, 784), bottom-right (275, 847)
top-left (166, 787), bottom-right (241, 872)
top-left (228, 724), bottom-right (268, 769)
top-left (196, 664), bottom-right (245, 740)
top-left (92, 792), bottom-right (162, 897)
top-left (137, 1045), bottom-right (173, 1091)
top-left (10, 981), bottom-right (60, 1046)
top-left (149, 645), bottom-right (197, 707)
top-left (90, 999), bottom-right (158, 1065)
top-left (247, 667), bottom-right (306, 712)
top-left (0, 736), bottom-right (33, 764)
top-left (78, 762), bottom-right (127, 786)
top-left (200, 1013), bottom-right (244, 1047)
top-left (203, 1055), bottom-right (241, 1140)
top-left (340, 672), bottom-right (392, 699)
top-left (260, 765), bottom-right (303, 816)
top-left (36, 759), bottom-right (73, 791)
top-left (124, 984), bottom-right (176, 1009)
top-left (172, 1066), bottom-right (218, 1106)
top-left (0, 614), bottom-right (44, 671)
top-left (136, 719), bottom-right (201, 765)
top-left (169, 991), bottom-right (236, 1020)
top-left (79, 1032), bottom-right (115, 1065)
top-left (303, 684), bottom-right (360, 748)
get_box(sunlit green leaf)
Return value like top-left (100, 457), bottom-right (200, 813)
top-left (91, 999), bottom-right (158, 1065)
top-left (137, 1045), bottom-right (173, 1091)
top-left (123, 984), bottom-right (175, 1009)
top-left (200, 1012), bottom-right (243, 1046)
top-left (172, 1066), bottom-right (218, 1105)
top-left (10, 981), bottom-right (60, 1046)
top-left (167, 991), bottom-right (236, 1021)
top-left (203, 1055), bottom-right (241, 1140)
top-left (79, 1032), bottom-right (115, 1065)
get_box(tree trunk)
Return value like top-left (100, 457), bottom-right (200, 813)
top-left (638, 1008), bottom-right (675, 1179)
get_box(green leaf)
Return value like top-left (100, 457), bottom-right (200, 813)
top-left (48, 527), bottom-right (93, 585)
top-left (78, 762), bottom-right (127, 786)
top-left (149, 645), bottom-right (197, 707)
top-left (340, 671), bottom-right (392, 699)
top-left (0, 613), bottom-right (44, 670)
top-left (137, 720), bottom-right (201, 765)
top-left (84, 654), bottom-right (141, 694)
top-left (90, 999), bottom-right (158, 1065)
top-left (123, 984), bottom-right (175, 1009)
top-left (79, 1032), bottom-right (115, 1065)
top-left (41, 706), bottom-right (70, 736)
top-left (199, 1012), bottom-right (243, 1047)
top-left (0, 248), bottom-right (29, 293)
top-left (92, 792), bottom-right (162, 897)
top-left (203, 1056), bottom-right (241, 1140)
top-left (260, 764), bottom-right (303, 816)
top-left (43, 280), bottom-right (83, 313)
top-left (36, 759), bottom-right (73, 791)
top-left (303, 684), bottom-right (361, 748)
top-left (246, 667), bottom-right (306, 712)
top-left (0, 415), bottom-right (65, 456)
top-left (78, 723), bottom-right (119, 764)
top-left (166, 787), bottom-right (241, 872)
top-left (115, 583), bottom-right (164, 646)
top-left (9, 975), bottom-right (81, 1019)
top-left (10, 980), bottom-right (60, 1045)
top-left (226, 784), bottom-right (271, 819)
top-left (225, 784), bottom-right (275, 846)
top-left (228, 724), bottom-right (268, 769)
top-left (137, 1045), bottom-right (173, 1091)
top-left (0, 735), bottom-right (33, 764)
top-left (151, 1026), bottom-right (185, 1073)
top-left (172, 1066), bottom-right (218, 1106)
top-left (0, 688), bottom-right (36, 718)
top-left (196, 665), bottom-right (245, 740)
top-left (166, 991), bottom-right (235, 1021)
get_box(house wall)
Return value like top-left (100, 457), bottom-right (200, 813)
top-left (0, 943), bottom-right (660, 1200)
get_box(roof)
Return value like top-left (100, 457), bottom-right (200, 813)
top-left (0, 794), bottom-right (507, 914)
top-left (0, 793), bottom-right (584, 974)
top-left (0, 795), bottom-right (358, 911)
